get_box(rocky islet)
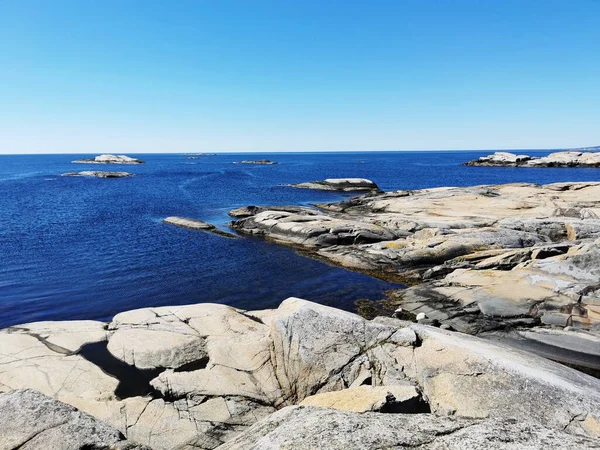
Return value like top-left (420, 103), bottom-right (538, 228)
top-left (61, 170), bottom-right (135, 178)
top-left (290, 177), bottom-right (380, 191)
top-left (464, 151), bottom-right (600, 167)
top-left (72, 154), bottom-right (145, 164)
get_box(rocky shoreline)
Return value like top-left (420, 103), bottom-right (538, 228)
top-left (3, 180), bottom-right (600, 449)
top-left (230, 181), bottom-right (600, 373)
top-left (1, 298), bottom-right (599, 449)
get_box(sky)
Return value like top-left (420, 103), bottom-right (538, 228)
top-left (0, 0), bottom-right (599, 154)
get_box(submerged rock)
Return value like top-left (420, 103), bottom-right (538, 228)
top-left (72, 154), bottom-right (145, 164)
top-left (291, 178), bottom-right (380, 191)
top-left (163, 216), bottom-right (238, 238)
top-left (464, 151), bottom-right (600, 167)
top-left (61, 171), bottom-right (134, 178)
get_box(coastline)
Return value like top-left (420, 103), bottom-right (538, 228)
top-left (229, 181), bottom-right (600, 373)
top-left (2, 172), bottom-right (600, 448)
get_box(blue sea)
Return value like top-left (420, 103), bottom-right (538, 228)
top-left (1, 151), bottom-right (599, 328)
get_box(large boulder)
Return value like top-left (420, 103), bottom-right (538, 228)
top-left (269, 298), bottom-right (600, 437)
top-left (0, 389), bottom-right (148, 450)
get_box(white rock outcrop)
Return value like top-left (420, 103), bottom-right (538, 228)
top-left (72, 154), bottom-right (145, 164)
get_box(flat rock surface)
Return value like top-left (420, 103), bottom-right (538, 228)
top-left (72, 154), bottom-right (145, 164)
top-left (300, 385), bottom-right (421, 413)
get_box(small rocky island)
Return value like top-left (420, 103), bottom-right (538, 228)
top-left (233, 159), bottom-right (278, 165)
top-left (464, 150), bottom-right (600, 167)
top-left (72, 154), bottom-right (145, 164)
top-left (61, 171), bottom-right (134, 178)
top-left (290, 178), bottom-right (380, 191)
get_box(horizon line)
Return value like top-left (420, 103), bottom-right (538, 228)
top-left (1, 144), bottom-right (598, 156)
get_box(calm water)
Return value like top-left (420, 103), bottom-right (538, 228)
top-left (1, 151), bottom-right (599, 328)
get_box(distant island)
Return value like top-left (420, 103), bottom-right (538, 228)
top-left (61, 171), bottom-right (134, 178)
top-left (464, 150), bottom-right (600, 167)
top-left (233, 159), bottom-right (278, 165)
top-left (72, 154), bottom-right (145, 164)
top-left (184, 153), bottom-right (217, 159)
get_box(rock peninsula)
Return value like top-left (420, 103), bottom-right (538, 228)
top-left (231, 181), bottom-right (600, 374)
top-left (464, 151), bottom-right (600, 167)
top-left (1, 298), bottom-right (599, 449)
top-left (72, 154), bottom-right (145, 164)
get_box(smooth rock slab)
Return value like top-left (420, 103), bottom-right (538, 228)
top-left (300, 384), bottom-right (421, 413)
top-left (215, 405), bottom-right (600, 450)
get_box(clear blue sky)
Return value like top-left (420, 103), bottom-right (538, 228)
top-left (1, 0), bottom-right (599, 154)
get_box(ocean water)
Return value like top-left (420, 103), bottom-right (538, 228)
top-left (1, 151), bottom-right (599, 328)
